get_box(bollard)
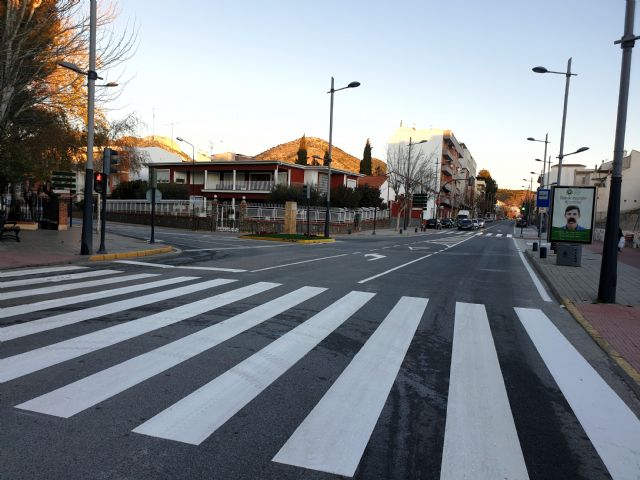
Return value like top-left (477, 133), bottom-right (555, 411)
top-left (399, 228), bottom-right (403, 234)
top-left (540, 246), bottom-right (547, 259)
top-left (533, 242), bottom-right (538, 252)
top-left (415, 227), bottom-right (418, 233)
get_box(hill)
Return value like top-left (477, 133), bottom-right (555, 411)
top-left (255, 136), bottom-right (386, 175)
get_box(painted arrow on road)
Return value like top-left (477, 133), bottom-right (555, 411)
top-left (364, 253), bottom-right (386, 261)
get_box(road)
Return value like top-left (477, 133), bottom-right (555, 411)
top-left (2, 220), bottom-right (640, 480)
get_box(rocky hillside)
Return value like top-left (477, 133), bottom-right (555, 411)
top-left (255, 136), bottom-right (386, 174)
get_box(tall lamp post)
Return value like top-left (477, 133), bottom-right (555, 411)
top-left (177, 136), bottom-right (195, 222)
top-left (324, 77), bottom-right (360, 238)
top-left (599, 0), bottom-right (638, 303)
top-left (58, 0), bottom-right (98, 255)
top-left (528, 134), bottom-right (549, 186)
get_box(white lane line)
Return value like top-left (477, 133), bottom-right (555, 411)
top-left (496, 234), bottom-right (503, 238)
top-left (0, 271), bottom-right (139, 300)
top-left (0, 276), bottom-right (203, 341)
top-left (476, 232), bottom-right (484, 236)
top-left (0, 265), bottom-right (88, 278)
top-left (485, 233), bottom-right (493, 237)
top-left (0, 270), bottom-right (121, 289)
top-left (17, 286), bottom-right (327, 418)
top-left (0, 274), bottom-right (161, 318)
top-left (251, 254), bottom-right (349, 272)
top-left (515, 308), bottom-right (640, 480)
top-left (507, 234), bottom-right (513, 238)
top-left (358, 234), bottom-right (476, 284)
top-left (511, 238), bottom-right (552, 302)
top-left (273, 296), bottom-right (428, 477)
top-left (132, 290), bottom-right (375, 445)
top-left (114, 260), bottom-right (246, 273)
top-left (440, 303), bottom-right (529, 480)
top-left (0, 281), bottom-right (278, 383)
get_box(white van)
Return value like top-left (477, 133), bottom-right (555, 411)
top-left (456, 210), bottom-right (470, 226)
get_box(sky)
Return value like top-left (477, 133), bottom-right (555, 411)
top-left (102, 0), bottom-right (639, 190)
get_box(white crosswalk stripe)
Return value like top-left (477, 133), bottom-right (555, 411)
top-left (441, 302), bottom-right (528, 480)
top-left (4, 282), bottom-right (639, 479)
top-left (516, 308), bottom-right (640, 480)
top-left (1, 281), bottom-right (279, 382)
top-left (273, 296), bottom-right (428, 477)
top-left (485, 232), bottom-right (493, 236)
top-left (0, 265), bottom-right (88, 278)
top-left (495, 233), bottom-right (503, 237)
top-left (132, 291), bottom-right (375, 445)
top-left (0, 269), bottom-right (121, 289)
top-left (0, 271), bottom-right (138, 300)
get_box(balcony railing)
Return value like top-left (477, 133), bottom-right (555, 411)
top-left (442, 164), bottom-right (453, 176)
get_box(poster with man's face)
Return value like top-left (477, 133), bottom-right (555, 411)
top-left (549, 186), bottom-right (596, 243)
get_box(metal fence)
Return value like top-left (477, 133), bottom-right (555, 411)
top-left (1, 193), bottom-right (46, 222)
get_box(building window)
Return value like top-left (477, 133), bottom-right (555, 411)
top-left (175, 171), bottom-right (187, 184)
top-left (347, 179), bottom-right (356, 189)
top-left (156, 169), bottom-right (170, 183)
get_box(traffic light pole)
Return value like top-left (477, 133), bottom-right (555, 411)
top-left (96, 149), bottom-right (109, 254)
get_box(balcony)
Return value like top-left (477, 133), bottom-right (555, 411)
top-left (442, 183), bottom-right (453, 193)
top-left (440, 197), bottom-right (452, 207)
top-left (441, 164), bottom-right (453, 177)
top-left (443, 149), bottom-right (454, 162)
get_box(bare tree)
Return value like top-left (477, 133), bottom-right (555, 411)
top-left (386, 142), bottom-right (440, 230)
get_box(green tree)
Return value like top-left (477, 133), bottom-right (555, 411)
top-left (295, 134), bottom-right (308, 165)
top-left (360, 139), bottom-right (372, 175)
top-left (357, 184), bottom-right (382, 207)
top-left (323, 149), bottom-right (330, 166)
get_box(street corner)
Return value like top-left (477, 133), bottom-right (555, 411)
top-left (564, 299), bottom-right (640, 390)
top-left (89, 245), bottom-right (174, 262)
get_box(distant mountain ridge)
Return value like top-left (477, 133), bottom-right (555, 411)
top-left (255, 136), bottom-right (386, 175)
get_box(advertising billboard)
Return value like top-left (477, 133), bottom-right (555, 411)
top-left (548, 186), bottom-right (596, 244)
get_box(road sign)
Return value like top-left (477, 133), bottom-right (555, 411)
top-left (52, 171), bottom-right (76, 192)
top-left (536, 189), bottom-right (551, 208)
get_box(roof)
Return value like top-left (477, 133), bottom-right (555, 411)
top-left (359, 175), bottom-right (387, 188)
top-left (147, 160), bottom-right (362, 177)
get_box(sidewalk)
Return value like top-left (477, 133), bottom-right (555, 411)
top-left (523, 238), bottom-right (640, 388)
top-left (0, 226), bottom-right (171, 270)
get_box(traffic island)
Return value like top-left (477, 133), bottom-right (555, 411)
top-left (240, 233), bottom-right (335, 244)
top-left (89, 245), bottom-right (174, 261)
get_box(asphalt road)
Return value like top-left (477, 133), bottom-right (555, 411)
top-left (2, 220), bottom-right (639, 480)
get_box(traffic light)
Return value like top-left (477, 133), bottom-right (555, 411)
top-left (94, 172), bottom-right (107, 194)
top-left (103, 148), bottom-right (119, 174)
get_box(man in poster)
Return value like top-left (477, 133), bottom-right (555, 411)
top-left (549, 187), bottom-right (596, 243)
top-left (562, 205), bottom-right (587, 231)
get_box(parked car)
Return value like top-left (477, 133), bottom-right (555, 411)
top-left (424, 218), bottom-right (441, 229)
top-left (471, 219), bottom-right (480, 229)
top-left (458, 219), bottom-right (474, 230)
top-left (477, 218), bottom-right (485, 228)
top-left (440, 218), bottom-right (455, 228)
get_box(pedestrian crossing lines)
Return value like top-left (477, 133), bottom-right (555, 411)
top-left (2, 267), bottom-right (640, 479)
top-left (441, 230), bottom-right (513, 238)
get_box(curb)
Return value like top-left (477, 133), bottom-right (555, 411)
top-left (523, 250), bottom-right (640, 391)
top-left (89, 246), bottom-right (173, 262)
top-left (239, 236), bottom-right (335, 244)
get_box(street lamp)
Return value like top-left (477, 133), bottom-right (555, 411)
top-left (532, 60), bottom-right (578, 186)
top-left (323, 77), bottom-right (360, 238)
top-left (176, 136), bottom-right (195, 223)
top-left (57, 0), bottom-right (98, 255)
top-left (528, 135), bottom-right (549, 187)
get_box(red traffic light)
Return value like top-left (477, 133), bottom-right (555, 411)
top-left (95, 172), bottom-right (104, 182)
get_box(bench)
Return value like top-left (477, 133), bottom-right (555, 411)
top-left (0, 211), bottom-right (20, 242)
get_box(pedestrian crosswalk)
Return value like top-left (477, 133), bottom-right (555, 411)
top-left (439, 230), bottom-right (513, 238)
top-left (2, 265), bottom-right (640, 479)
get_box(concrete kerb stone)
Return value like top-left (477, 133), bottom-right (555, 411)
top-left (523, 249), bottom-right (640, 392)
top-left (89, 246), bottom-right (174, 262)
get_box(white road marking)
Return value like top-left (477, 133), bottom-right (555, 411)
top-left (0, 272), bottom-right (139, 300)
top-left (0, 282), bottom-right (279, 383)
top-left (485, 233), bottom-right (493, 237)
top-left (515, 307), bottom-right (640, 480)
top-left (273, 296), bottom-right (428, 477)
top-left (0, 269), bottom-right (121, 289)
top-left (0, 265), bottom-right (88, 278)
top-left (0, 274), bottom-right (162, 318)
top-left (440, 302), bottom-right (529, 480)
top-left (251, 254), bottom-right (349, 272)
top-left (507, 234), bottom-right (513, 238)
top-left (496, 234), bottom-right (503, 238)
top-left (132, 291), bottom-right (375, 445)
top-left (0, 277), bottom-right (206, 341)
top-left (364, 254), bottom-right (385, 261)
top-left (17, 286), bottom-right (326, 417)
top-left (114, 260), bottom-right (246, 273)
top-left (511, 238), bottom-right (552, 302)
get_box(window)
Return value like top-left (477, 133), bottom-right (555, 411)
top-left (156, 169), bottom-right (170, 184)
top-left (192, 172), bottom-right (204, 185)
top-left (347, 179), bottom-right (356, 189)
top-left (175, 172), bottom-right (187, 184)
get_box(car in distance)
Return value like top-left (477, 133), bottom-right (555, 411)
top-left (440, 218), bottom-right (455, 228)
top-left (458, 219), bottom-right (474, 230)
top-left (477, 218), bottom-right (485, 228)
top-left (471, 219), bottom-right (480, 229)
top-left (424, 218), bottom-right (441, 229)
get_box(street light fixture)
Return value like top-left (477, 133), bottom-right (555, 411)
top-left (323, 77), bottom-right (360, 238)
top-left (57, 0), bottom-right (98, 255)
top-left (532, 60), bottom-right (578, 186)
top-left (176, 136), bottom-right (196, 224)
top-left (527, 134), bottom-right (550, 187)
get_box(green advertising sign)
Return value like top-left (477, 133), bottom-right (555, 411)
top-left (548, 186), bottom-right (596, 244)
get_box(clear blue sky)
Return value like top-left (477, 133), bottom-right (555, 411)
top-left (106, 0), bottom-right (639, 190)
